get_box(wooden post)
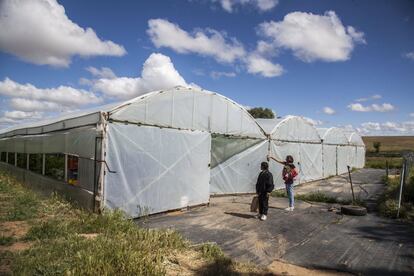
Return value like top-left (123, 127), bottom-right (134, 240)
top-left (347, 165), bottom-right (355, 205)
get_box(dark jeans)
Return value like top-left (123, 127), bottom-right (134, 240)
top-left (258, 193), bottom-right (269, 215)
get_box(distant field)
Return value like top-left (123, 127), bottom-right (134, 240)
top-left (362, 136), bottom-right (414, 152)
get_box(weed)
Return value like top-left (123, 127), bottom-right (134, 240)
top-left (0, 235), bottom-right (15, 246)
top-left (295, 192), bottom-right (340, 204)
top-left (199, 243), bottom-right (226, 260)
top-left (25, 219), bottom-right (71, 241)
top-left (271, 189), bottom-right (286, 198)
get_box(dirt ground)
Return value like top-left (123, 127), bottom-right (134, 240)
top-left (139, 169), bottom-right (414, 275)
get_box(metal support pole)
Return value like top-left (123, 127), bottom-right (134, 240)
top-left (42, 154), bottom-right (46, 175)
top-left (64, 154), bottom-right (68, 182)
top-left (347, 165), bottom-right (355, 204)
top-left (397, 161), bottom-right (406, 218)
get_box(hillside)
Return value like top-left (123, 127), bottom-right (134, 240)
top-left (362, 136), bottom-right (414, 152)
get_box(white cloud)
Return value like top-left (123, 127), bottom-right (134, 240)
top-left (147, 18), bottom-right (285, 78)
top-left (147, 19), bottom-right (245, 63)
top-left (347, 102), bottom-right (395, 112)
top-left (210, 71), bottom-right (237, 79)
top-left (0, 53), bottom-right (196, 129)
top-left (410, 113), bottom-right (414, 117)
top-left (92, 53), bottom-right (191, 99)
top-left (360, 121), bottom-right (414, 135)
top-left (217, 0), bottom-right (279, 13)
top-left (0, 78), bottom-right (102, 107)
top-left (79, 78), bottom-right (94, 86)
top-left (0, 0), bottom-right (126, 67)
top-left (405, 51), bottom-right (414, 61)
top-left (303, 117), bottom-right (323, 126)
top-left (9, 98), bottom-right (69, 112)
top-left (355, 94), bottom-right (382, 102)
top-left (322, 106), bottom-right (336, 115)
top-left (3, 110), bottom-right (42, 120)
top-left (245, 55), bottom-right (284, 77)
top-left (86, 67), bottom-right (116, 79)
top-left (258, 11), bottom-right (366, 62)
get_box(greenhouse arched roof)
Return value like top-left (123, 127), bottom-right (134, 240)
top-left (0, 86), bottom-right (266, 139)
top-left (257, 116), bottom-right (321, 143)
top-left (317, 127), bottom-right (349, 145)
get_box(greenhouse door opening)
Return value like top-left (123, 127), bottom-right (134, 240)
top-left (104, 123), bottom-right (211, 217)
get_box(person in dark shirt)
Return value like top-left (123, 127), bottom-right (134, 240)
top-left (256, 161), bottom-right (274, 221)
top-left (267, 155), bottom-right (298, 211)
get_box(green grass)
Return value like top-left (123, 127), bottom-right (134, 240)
top-left (0, 235), bottom-right (15, 246)
top-left (0, 171), bottom-right (268, 275)
top-left (378, 170), bottom-right (414, 220)
top-left (199, 243), bottom-right (226, 261)
top-left (365, 157), bottom-right (403, 169)
top-left (271, 190), bottom-right (350, 204)
top-left (0, 173), bottom-right (40, 222)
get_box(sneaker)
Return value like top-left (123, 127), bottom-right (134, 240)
top-left (290, 206), bottom-right (294, 211)
top-left (260, 215), bottom-right (267, 221)
top-left (284, 207), bottom-right (291, 211)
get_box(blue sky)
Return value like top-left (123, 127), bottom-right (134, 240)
top-left (0, 0), bottom-right (413, 135)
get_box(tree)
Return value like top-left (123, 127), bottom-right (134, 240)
top-left (373, 141), bottom-right (381, 153)
top-left (248, 107), bottom-right (275, 119)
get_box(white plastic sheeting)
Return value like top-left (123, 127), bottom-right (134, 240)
top-left (347, 132), bottom-right (365, 146)
top-left (322, 144), bottom-right (337, 177)
top-left (356, 146), bottom-right (366, 168)
top-left (104, 123), bottom-right (211, 217)
top-left (317, 128), bottom-right (348, 145)
top-left (269, 141), bottom-right (300, 189)
top-left (210, 140), bottom-right (268, 194)
top-left (257, 117), bottom-right (324, 187)
top-left (258, 116), bottom-right (321, 143)
top-left (300, 143), bottom-right (324, 182)
top-left (318, 128), bottom-right (350, 177)
top-left (0, 126), bottom-right (97, 158)
top-left (337, 146), bottom-right (349, 175)
top-left (0, 87), bottom-right (265, 140)
top-left (110, 87), bottom-right (265, 139)
top-left (346, 132), bottom-right (365, 169)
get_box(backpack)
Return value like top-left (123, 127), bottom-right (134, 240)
top-left (282, 164), bottom-right (298, 181)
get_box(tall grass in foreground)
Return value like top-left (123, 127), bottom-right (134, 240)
top-left (378, 173), bottom-right (414, 220)
top-left (0, 171), bottom-right (268, 275)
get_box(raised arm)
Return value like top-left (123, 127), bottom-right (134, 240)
top-left (267, 155), bottom-right (284, 164)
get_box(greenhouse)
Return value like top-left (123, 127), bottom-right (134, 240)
top-left (0, 86), bottom-right (267, 217)
top-left (317, 127), bottom-right (350, 177)
top-left (0, 86), bottom-right (366, 217)
top-left (346, 131), bottom-right (366, 170)
top-left (256, 116), bottom-right (324, 189)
